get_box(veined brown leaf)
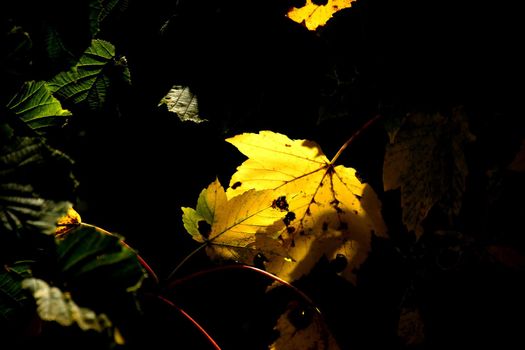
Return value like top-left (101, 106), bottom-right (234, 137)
top-left (383, 108), bottom-right (475, 238)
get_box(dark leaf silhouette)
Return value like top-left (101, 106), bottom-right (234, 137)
top-left (383, 108), bottom-right (475, 237)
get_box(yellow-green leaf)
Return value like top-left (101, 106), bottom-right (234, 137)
top-left (225, 131), bottom-right (386, 283)
top-left (182, 179), bottom-right (290, 262)
top-left (7, 81), bottom-right (71, 133)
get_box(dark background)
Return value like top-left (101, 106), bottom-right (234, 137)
top-left (3, 0), bottom-right (524, 349)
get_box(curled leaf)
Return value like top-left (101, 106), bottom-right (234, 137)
top-left (55, 207), bottom-right (82, 237)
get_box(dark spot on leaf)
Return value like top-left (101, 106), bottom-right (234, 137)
top-left (330, 254), bottom-right (348, 273)
top-left (322, 222), bottom-right (328, 231)
top-left (285, 143), bottom-right (291, 147)
top-left (198, 221), bottom-right (211, 239)
top-left (283, 211), bottom-right (296, 226)
top-left (272, 196), bottom-right (289, 211)
top-left (299, 230), bottom-right (305, 236)
top-left (287, 226), bottom-right (296, 234)
top-left (287, 304), bottom-right (314, 331)
top-left (354, 210), bottom-right (358, 215)
top-left (231, 181), bottom-right (242, 189)
top-left (339, 221), bottom-right (348, 230)
top-left (253, 253), bottom-right (269, 270)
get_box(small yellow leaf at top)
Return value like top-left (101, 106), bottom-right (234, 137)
top-left (287, 0), bottom-right (355, 31)
top-left (56, 207), bottom-right (81, 237)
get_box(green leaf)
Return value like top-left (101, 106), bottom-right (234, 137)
top-left (89, 0), bottom-right (127, 36)
top-left (22, 278), bottom-right (112, 332)
top-left (7, 81), bottom-right (72, 133)
top-left (0, 133), bottom-right (75, 236)
top-left (1, 25), bottom-right (32, 79)
top-left (0, 183), bottom-right (71, 235)
top-left (47, 39), bottom-right (117, 110)
top-left (0, 262), bottom-right (32, 321)
top-left (56, 224), bottom-right (146, 292)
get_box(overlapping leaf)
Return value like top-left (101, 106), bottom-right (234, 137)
top-left (0, 262), bottom-right (32, 321)
top-left (287, 0), bottom-right (355, 31)
top-left (56, 223), bottom-right (146, 292)
top-left (0, 131), bottom-right (74, 236)
top-left (22, 278), bottom-right (112, 332)
top-left (183, 131), bottom-right (386, 284)
top-left (383, 109), bottom-right (476, 237)
top-left (47, 39), bottom-right (128, 110)
top-left (182, 179), bottom-right (289, 262)
top-left (7, 81), bottom-right (71, 133)
top-left (225, 131), bottom-right (386, 283)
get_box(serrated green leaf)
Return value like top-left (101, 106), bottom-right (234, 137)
top-left (56, 224), bottom-right (145, 292)
top-left (47, 39), bottom-right (116, 110)
top-left (43, 26), bottom-right (76, 69)
top-left (0, 134), bottom-right (75, 236)
top-left (0, 262), bottom-right (32, 321)
top-left (7, 81), bottom-right (72, 133)
top-left (1, 25), bottom-right (32, 79)
top-left (0, 183), bottom-right (71, 235)
top-left (22, 278), bottom-right (112, 331)
top-left (89, 0), bottom-right (127, 36)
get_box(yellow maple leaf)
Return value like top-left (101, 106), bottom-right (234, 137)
top-left (287, 0), bottom-right (355, 31)
top-left (225, 131), bottom-right (386, 283)
top-left (182, 178), bottom-right (290, 262)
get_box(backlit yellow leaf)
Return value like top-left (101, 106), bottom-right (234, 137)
top-left (182, 179), bottom-right (290, 262)
top-left (55, 207), bottom-right (81, 237)
top-left (287, 0), bottom-right (355, 31)
top-left (225, 131), bottom-right (386, 283)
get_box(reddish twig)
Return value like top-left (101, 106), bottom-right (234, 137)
top-left (330, 114), bottom-right (383, 164)
top-left (166, 264), bottom-right (321, 317)
top-left (156, 295), bottom-right (222, 350)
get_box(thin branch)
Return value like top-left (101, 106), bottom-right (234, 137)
top-left (156, 295), bottom-right (222, 350)
top-left (166, 242), bottom-right (208, 281)
top-left (330, 114), bottom-right (383, 164)
top-left (166, 264), bottom-right (321, 317)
